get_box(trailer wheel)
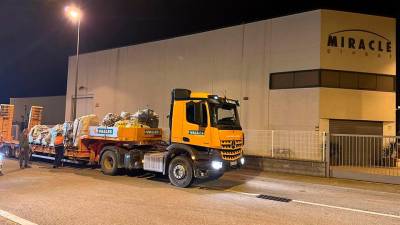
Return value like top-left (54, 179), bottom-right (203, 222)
top-left (101, 151), bottom-right (118, 176)
top-left (168, 156), bottom-right (194, 188)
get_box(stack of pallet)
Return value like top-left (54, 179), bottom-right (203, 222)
top-left (0, 104), bottom-right (14, 142)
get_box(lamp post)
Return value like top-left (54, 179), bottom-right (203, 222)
top-left (65, 5), bottom-right (82, 120)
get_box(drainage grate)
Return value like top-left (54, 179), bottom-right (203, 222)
top-left (256, 194), bottom-right (292, 203)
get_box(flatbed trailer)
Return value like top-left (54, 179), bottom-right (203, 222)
top-left (31, 126), bottom-right (164, 165)
top-left (30, 89), bottom-right (245, 187)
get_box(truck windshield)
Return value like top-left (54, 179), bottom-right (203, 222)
top-left (209, 103), bottom-right (241, 130)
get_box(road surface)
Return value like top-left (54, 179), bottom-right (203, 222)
top-left (0, 158), bottom-right (399, 225)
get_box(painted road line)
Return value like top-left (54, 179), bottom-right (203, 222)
top-left (0, 210), bottom-right (38, 225)
top-left (292, 199), bottom-right (400, 219)
top-left (225, 189), bottom-right (259, 196)
top-left (223, 189), bottom-right (400, 219)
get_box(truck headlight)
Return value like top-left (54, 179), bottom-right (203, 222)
top-left (211, 161), bottom-right (223, 170)
top-left (240, 157), bottom-right (245, 165)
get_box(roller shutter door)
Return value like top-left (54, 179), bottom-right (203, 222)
top-left (329, 119), bottom-right (383, 135)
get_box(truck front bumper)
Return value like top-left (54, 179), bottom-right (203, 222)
top-left (193, 156), bottom-right (245, 179)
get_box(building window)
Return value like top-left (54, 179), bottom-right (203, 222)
top-left (377, 76), bottom-right (395, 92)
top-left (321, 70), bottom-right (340, 88)
top-left (358, 74), bottom-right (377, 90)
top-left (339, 71), bottom-right (358, 89)
top-left (294, 70), bottom-right (319, 88)
top-left (270, 69), bottom-right (395, 92)
top-left (270, 72), bottom-right (294, 89)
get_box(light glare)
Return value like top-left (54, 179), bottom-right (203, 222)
top-left (64, 5), bottom-right (82, 22)
top-left (211, 161), bottom-right (223, 170)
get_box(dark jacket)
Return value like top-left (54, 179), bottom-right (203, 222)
top-left (19, 132), bottom-right (29, 149)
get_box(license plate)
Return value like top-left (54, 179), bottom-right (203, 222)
top-left (230, 161), bottom-right (237, 166)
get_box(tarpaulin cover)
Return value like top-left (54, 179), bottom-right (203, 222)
top-left (29, 125), bottom-right (50, 145)
top-left (73, 114), bottom-right (100, 147)
top-left (100, 109), bottom-right (159, 128)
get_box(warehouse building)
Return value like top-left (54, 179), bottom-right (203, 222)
top-left (65, 10), bottom-right (396, 151)
top-left (10, 95), bottom-right (66, 128)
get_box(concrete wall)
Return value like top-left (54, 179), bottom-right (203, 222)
top-left (65, 10), bottom-right (322, 132)
top-left (64, 9), bottom-right (396, 158)
top-left (319, 88), bottom-right (396, 122)
top-left (10, 96), bottom-right (66, 126)
top-left (269, 88), bottom-right (320, 130)
top-left (269, 10), bottom-right (321, 72)
top-left (244, 156), bottom-right (327, 177)
top-left (321, 10), bottom-right (396, 75)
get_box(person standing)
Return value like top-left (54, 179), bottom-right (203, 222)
top-left (0, 152), bottom-right (4, 176)
top-left (53, 133), bottom-right (64, 168)
top-left (18, 129), bottom-right (30, 169)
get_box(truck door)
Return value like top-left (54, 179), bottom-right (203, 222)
top-left (183, 100), bottom-right (211, 147)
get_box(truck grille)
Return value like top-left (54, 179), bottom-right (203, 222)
top-left (220, 140), bottom-right (243, 161)
top-left (221, 140), bottom-right (243, 150)
top-left (220, 149), bottom-right (242, 161)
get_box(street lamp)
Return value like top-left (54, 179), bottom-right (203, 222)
top-left (64, 5), bottom-right (82, 120)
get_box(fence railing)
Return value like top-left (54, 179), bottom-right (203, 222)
top-left (243, 130), bottom-right (325, 162)
top-left (330, 134), bottom-right (400, 176)
top-left (162, 128), bottom-right (326, 162)
top-left (162, 128), bottom-right (400, 178)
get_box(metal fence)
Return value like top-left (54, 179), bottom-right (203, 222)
top-left (330, 134), bottom-right (400, 176)
top-left (162, 128), bottom-right (326, 162)
top-left (162, 128), bottom-right (326, 161)
top-left (243, 130), bottom-right (325, 162)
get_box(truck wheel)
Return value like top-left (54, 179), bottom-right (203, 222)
top-left (168, 156), bottom-right (194, 188)
top-left (101, 151), bottom-right (118, 176)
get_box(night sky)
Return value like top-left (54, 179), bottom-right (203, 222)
top-left (1, 0), bottom-right (399, 104)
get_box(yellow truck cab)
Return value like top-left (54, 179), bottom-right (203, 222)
top-left (165, 89), bottom-right (245, 187)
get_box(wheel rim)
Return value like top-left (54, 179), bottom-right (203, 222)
top-left (104, 155), bottom-right (114, 170)
top-left (173, 164), bottom-right (186, 180)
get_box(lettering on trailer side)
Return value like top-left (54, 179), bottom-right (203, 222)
top-left (144, 130), bottom-right (161, 135)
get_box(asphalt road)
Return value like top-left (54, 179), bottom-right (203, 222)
top-left (0, 158), bottom-right (400, 225)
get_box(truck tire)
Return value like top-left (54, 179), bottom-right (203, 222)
top-left (101, 151), bottom-right (119, 176)
top-left (168, 156), bottom-right (194, 188)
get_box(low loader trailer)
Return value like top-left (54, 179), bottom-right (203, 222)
top-left (0, 105), bottom-right (42, 158)
top-left (30, 89), bottom-right (245, 187)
